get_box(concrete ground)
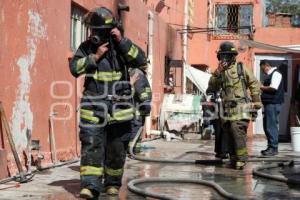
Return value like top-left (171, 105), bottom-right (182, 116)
top-left (1, 136), bottom-right (300, 200)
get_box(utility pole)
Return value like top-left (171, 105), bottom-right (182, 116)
top-left (182, 0), bottom-right (189, 93)
top-left (145, 11), bottom-right (154, 137)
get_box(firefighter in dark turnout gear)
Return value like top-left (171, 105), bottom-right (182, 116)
top-left (124, 66), bottom-right (152, 153)
top-left (207, 42), bottom-right (262, 169)
top-left (69, 7), bottom-right (147, 199)
top-left (210, 91), bottom-right (229, 159)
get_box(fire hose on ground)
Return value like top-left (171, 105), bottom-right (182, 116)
top-left (252, 161), bottom-right (300, 185)
top-left (127, 127), bottom-right (299, 200)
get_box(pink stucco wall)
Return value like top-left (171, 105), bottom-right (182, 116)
top-left (186, 0), bottom-right (300, 138)
top-left (0, 0), bottom-right (183, 176)
top-left (188, 0), bottom-right (300, 71)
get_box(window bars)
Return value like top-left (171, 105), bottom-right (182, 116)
top-left (70, 5), bottom-right (88, 51)
top-left (214, 4), bottom-right (253, 36)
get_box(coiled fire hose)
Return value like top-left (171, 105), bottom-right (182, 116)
top-left (128, 177), bottom-right (252, 200)
top-left (127, 127), bottom-right (296, 200)
top-left (252, 161), bottom-right (300, 185)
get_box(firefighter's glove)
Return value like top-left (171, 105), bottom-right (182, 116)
top-left (251, 95), bottom-right (262, 110)
top-left (251, 111), bottom-right (258, 121)
top-left (249, 95), bottom-right (262, 121)
top-left (94, 42), bottom-right (109, 61)
top-left (111, 28), bottom-right (122, 43)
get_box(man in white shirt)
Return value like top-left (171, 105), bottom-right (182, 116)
top-left (260, 60), bottom-right (284, 156)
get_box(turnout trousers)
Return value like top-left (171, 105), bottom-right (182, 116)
top-left (222, 120), bottom-right (249, 161)
top-left (79, 118), bottom-right (131, 193)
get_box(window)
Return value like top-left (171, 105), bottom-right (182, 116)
top-left (70, 4), bottom-right (88, 51)
top-left (164, 58), bottom-right (183, 88)
top-left (214, 4), bottom-right (253, 35)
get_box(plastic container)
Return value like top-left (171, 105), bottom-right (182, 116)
top-left (290, 127), bottom-right (300, 152)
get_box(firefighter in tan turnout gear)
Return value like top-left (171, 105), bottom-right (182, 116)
top-left (69, 7), bottom-right (147, 199)
top-left (206, 42), bottom-right (262, 169)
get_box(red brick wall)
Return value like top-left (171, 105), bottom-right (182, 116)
top-left (268, 14), bottom-right (292, 28)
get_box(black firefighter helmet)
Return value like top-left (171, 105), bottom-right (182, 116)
top-left (84, 7), bottom-right (124, 45)
top-left (84, 7), bottom-right (115, 29)
top-left (84, 7), bottom-right (116, 45)
top-left (217, 41), bottom-right (238, 60)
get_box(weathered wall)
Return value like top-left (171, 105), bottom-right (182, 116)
top-left (123, 0), bottom-right (183, 129)
top-left (188, 0), bottom-right (300, 71)
top-left (188, 0), bottom-right (263, 71)
top-left (144, 0), bottom-right (185, 27)
top-left (0, 0), bottom-right (182, 177)
top-left (0, 0), bottom-right (78, 175)
top-left (186, 0), bottom-right (300, 138)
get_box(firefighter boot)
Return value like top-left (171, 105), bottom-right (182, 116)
top-left (106, 186), bottom-right (119, 196)
top-left (229, 155), bottom-right (246, 170)
top-left (229, 160), bottom-right (246, 170)
top-left (234, 161), bottom-right (246, 170)
top-left (79, 188), bottom-right (99, 199)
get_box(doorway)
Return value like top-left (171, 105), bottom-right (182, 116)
top-left (254, 55), bottom-right (292, 141)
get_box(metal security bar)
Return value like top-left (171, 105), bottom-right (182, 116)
top-left (214, 4), bottom-right (253, 35)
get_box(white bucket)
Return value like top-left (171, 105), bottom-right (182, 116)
top-left (290, 127), bottom-right (300, 152)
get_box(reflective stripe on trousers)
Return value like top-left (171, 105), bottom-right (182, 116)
top-left (105, 168), bottom-right (124, 177)
top-left (80, 166), bottom-right (104, 176)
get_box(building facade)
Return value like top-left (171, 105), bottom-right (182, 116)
top-left (0, 0), bottom-right (182, 177)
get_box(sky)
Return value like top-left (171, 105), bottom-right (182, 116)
top-left (265, 0), bottom-right (300, 8)
top-left (265, 0), bottom-right (300, 5)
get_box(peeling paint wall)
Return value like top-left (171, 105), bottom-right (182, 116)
top-left (0, 0), bottom-right (78, 175)
top-left (0, 0), bottom-right (179, 176)
top-left (12, 10), bottom-right (47, 150)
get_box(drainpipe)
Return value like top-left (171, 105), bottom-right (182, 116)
top-left (182, 0), bottom-right (189, 94)
top-left (145, 11), bottom-right (154, 137)
top-left (49, 112), bottom-right (58, 164)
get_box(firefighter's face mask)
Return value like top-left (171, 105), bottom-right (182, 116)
top-left (218, 53), bottom-right (235, 68)
top-left (90, 28), bottom-right (111, 45)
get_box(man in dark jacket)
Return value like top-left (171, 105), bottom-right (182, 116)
top-left (69, 7), bottom-right (147, 199)
top-left (260, 60), bottom-right (284, 156)
top-left (125, 66), bottom-right (152, 153)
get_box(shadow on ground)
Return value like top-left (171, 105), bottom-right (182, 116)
top-left (69, 166), bottom-right (80, 172)
top-left (49, 179), bottom-right (81, 198)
